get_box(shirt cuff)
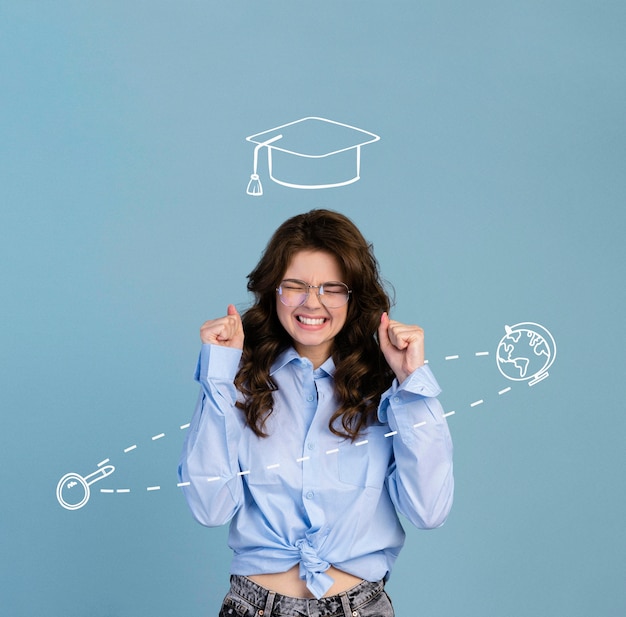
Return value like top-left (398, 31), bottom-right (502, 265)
top-left (378, 364), bottom-right (442, 423)
top-left (194, 344), bottom-right (243, 382)
top-left (398, 363), bottom-right (441, 397)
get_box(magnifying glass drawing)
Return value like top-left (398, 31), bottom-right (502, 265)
top-left (56, 463), bottom-right (115, 511)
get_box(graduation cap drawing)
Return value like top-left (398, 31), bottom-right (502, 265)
top-left (245, 117), bottom-right (380, 196)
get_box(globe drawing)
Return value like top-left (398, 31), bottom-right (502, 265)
top-left (496, 322), bottom-right (556, 386)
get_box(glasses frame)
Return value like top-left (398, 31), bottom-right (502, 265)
top-left (276, 278), bottom-right (352, 308)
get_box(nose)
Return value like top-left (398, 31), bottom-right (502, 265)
top-left (302, 286), bottom-right (324, 309)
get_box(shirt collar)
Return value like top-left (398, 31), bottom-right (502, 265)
top-left (270, 347), bottom-right (336, 377)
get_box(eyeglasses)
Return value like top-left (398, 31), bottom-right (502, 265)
top-left (277, 279), bottom-right (352, 308)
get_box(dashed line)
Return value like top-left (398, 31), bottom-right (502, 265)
top-left (475, 351), bottom-right (490, 357)
top-left (96, 378), bottom-right (523, 499)
top-left (445, 355), bottom-right (459, 361)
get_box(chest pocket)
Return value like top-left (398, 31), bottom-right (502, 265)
top-left (337, 426), bottom-right (392, 489)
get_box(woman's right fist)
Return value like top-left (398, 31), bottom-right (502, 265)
top-left (200, 304), bottom-right (245, 349)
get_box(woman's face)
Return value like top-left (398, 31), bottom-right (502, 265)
top-left (276, 250), bottom-right (349, 367)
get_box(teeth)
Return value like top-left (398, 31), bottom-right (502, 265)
top-left (298, 316), bottom-right (325, 325)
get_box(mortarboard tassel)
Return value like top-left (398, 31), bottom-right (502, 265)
top-left (246, 172), bottom-right (263, 196)
top-left (246, 134), bottom-right (283, 196)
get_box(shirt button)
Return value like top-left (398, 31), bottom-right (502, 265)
top-left (306, 394), bottom-right (314, 402)
top-left (305, 491), bottom-right (314, 499)
top-left (393, 396), bottom-right (400, 403)
top-left (307, 442), bottom-right (315, 450)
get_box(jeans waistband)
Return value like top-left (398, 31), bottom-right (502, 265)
top-left (228, 574), bottom-right (385, 616)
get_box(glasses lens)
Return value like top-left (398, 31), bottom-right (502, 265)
top-left (277, 281), bottom-right (351, 308)
top-left (319, 283), bottom-right (350, 308)
top-left (278, 281), bottom-right (309, 306)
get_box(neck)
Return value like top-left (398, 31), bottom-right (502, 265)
top-left (294, 343), bottom-right (332, 369)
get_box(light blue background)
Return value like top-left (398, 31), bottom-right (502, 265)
top-left (1, 2), bottom-right (625, 616)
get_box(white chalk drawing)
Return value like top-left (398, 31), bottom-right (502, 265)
top-left (56, 460), bottom-right (115, 511)
top-left (245, 117), bottom-right (380, 195)
top-left (56, 322), bottom-right (556, 509)
top-left (496, 322), bottom-right (556, 386)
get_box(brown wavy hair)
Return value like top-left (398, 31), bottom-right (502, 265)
top-left (234, 209), bottom-right (395, 440)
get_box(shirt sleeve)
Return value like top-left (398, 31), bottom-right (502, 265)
top-left (378, 364), bottom-right (454, 529)
top-left (178, 344), bottom-right (246, 527)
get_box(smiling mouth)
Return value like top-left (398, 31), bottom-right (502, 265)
top-left (297, 316), bottom-right (327, 326)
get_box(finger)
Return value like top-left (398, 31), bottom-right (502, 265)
top-left (218, 304), bottom-right (242, 338)
top-left (386, 322), bottom-right (411, 350)
top-left (200, 312), bottom-right (240, 343)
top-left (215, 322), bottom-right (232, 341)
top-left (396, 327), bottom-right (425, 367)
top-left (378, 312), bottom-right (392, 350)
top-left (200, 319), bottom-right (229, 341)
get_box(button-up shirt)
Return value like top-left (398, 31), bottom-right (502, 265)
top-left (178, 344), bottom-right (454, 599)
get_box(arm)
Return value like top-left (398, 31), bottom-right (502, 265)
top-left (378, 366), bottom-right (454, 528)
top-left (178, 306), bottom-right (246, 527)
top-left (377, 313), bottom-right (454, 528)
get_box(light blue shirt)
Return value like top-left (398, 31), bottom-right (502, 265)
top-left (178, 344), bottom-right (454, 599)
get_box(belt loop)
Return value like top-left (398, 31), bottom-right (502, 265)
top-left (340, 592), bottom-right (355, 617)
top-left (261, 590), bottom-right (276, 617)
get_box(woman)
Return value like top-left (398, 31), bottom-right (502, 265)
top-left (179, 209), bottom-right (454, 616)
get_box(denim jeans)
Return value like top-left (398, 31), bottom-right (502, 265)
top-left (218, 575), bottom-right (395, 617)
